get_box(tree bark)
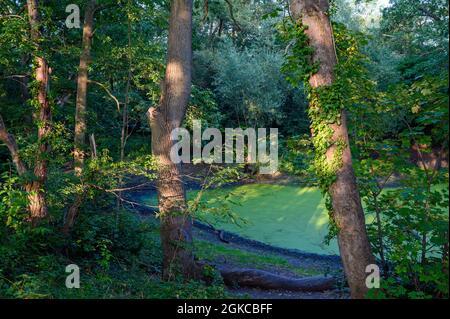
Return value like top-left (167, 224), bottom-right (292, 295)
top-left (120, 12), bottom-right (132, 162)
top-left (0, 115), bottom-right (41, 221)
top-left (89, 133), bottom-right (97, 159)
top-left (147, 0), bottom-right (200, 281)
top-left (63, 1), bottom-right (97, 234)
top-left (219, 267), bottom-right (336, 292)
top-left (74, 0), bottom-right (96, 175)
top-left (290, 0), bottom-right (374, 299)
top-left (0, 114), bottom-right (28, 176)
top-left (26, 0), bottom-right (51, 224)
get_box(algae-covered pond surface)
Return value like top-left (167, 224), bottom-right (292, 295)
top-left (138, 183), bottom-right (448, 256)
top-left (138, 184), bottom-right (340, 255)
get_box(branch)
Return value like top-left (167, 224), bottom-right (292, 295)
top-left (418, 7), bottom-right (441, 22)
top-left (0, 113), bottom-right (28, 175)
top-left (100, 182), bottom-right (154, 193)
top-left (224, 0), bottom-right (241, 31)
top-left (402, 117), bottom-right (432, 183)
top-left (2, 75), bottom-right (29, 88)
top-left (0, 14), bottom-right (26, 21)
top-left (84, 182), bottom-right (158, 210)
top-left (108, 191), bottom-right (158, 210)
top-left (2, 74), bottom-right (27, 78)
top-left (88, 80), bottom-right (121, 111)
top-left (202, 0), bottom-right (209, 23)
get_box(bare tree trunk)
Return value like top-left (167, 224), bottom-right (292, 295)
top-left (74, 0), bottom-right (96, 175)
top-left (120, 88), bottom-right (128, 162)
top-left (120, 12), bottom-right (132, 163)
top-left (26, 0), bottom-right (52, 224)
top-left (89, 133), bottom-right (97, 159)
top-left (290, 0), bottom-right (374, 298)
top-left (147, 0), bottom-right (200, 281)
top-left (64, 0), bottom-right (97, 234)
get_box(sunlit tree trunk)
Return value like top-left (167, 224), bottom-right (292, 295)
top-left (147, 0), bottom-right (200, 280)
top-left (74, 0), bottom-right (96, 175)
top-left (26, 0), bottom-right (52, 225)
top-left (63, 0), bottom-right (97, 234)
top-left (290, 0), bottom-right (374, 298)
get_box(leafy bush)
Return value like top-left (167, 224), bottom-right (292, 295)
top-left (363, 174), bottom-right (449, 299)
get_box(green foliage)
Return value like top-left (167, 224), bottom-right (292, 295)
top-left (0, 173), bottom-right (28, 231)
top-left (278, 19), bottom-right (317, 86)
top-left (184, 85), bottom-right (223, 130)
top-left (0, 0), bottom-right (448, 300)
top-left (279, 134), bottom-right (315, 180)
top-left (355, 97), bottom-right (449, 299)
top-left (0, 192), bottom-right (228, 298)
top-left (279, 3), bottom-right (449, 299)
top-left (380, 0), bottom-right (448, 77)
top-left (211, 40), bottom-right (288, 128)
top-left (187, 165), bottom-right (248, 226)
top-left (364, 183), bottom-right (448, 299)
top-left (353, 52), bottom-right (449, 300)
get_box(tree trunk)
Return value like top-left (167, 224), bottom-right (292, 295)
top-left (0, 114), bottom-right (28, 176)
top-left (219, 267), bottom-right (336, 292)
top-left (120, 12), bottom-right (132, 162)
top-left (26, 0), bottom-right (51, 224)
top-left (74, 0), bottom-right (96, 175)
top-left (290, 0), bottom-right (374, 298)
top-left (0, 115), bottom-right (42, 224)
top-left (147, 0), bottom-right (200, 281)
top-left (63, 193), bottom-right (85, 234)
top-left (89, 133), bottom-right (97, 159)
top-left (64, 0), bottom-right (97, 234)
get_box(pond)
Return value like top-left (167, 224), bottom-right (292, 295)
top-left (138, 184), bottom-right (341, 255)
top-left (137, 183), bottom-right (448, 256)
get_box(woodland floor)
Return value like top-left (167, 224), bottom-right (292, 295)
top-left (129, 205), bottom-right (348, 299)
top-left (193, 223), bottom-right (348, 299)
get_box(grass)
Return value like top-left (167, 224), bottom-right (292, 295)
top-left (194, 240), bottom-right (321, 276)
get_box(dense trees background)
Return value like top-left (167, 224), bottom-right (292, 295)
top-left (0, 0), bottom-right (448, 299)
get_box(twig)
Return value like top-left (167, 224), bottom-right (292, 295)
top-left (88, 80), bottom-right (122, 111)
